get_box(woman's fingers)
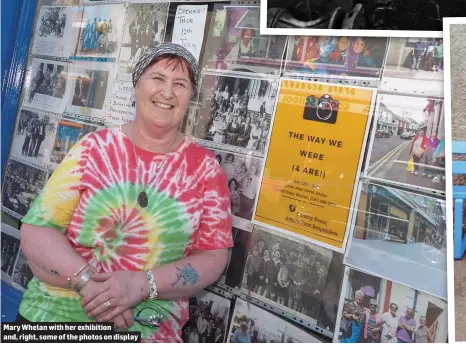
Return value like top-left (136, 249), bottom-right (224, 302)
top-left (121, 309), bottom-right (134, 328)
top-left (112, 314), bottom-right (128, 330)
top-left (91, 272), bottom-right (114, 282)
top-left (85, 294), bottom-right (116, 318)
top-left (97, 305), bottom-right (126, 323)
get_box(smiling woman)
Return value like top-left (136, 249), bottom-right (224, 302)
top-left (17, 43), bottom-right (233, 343)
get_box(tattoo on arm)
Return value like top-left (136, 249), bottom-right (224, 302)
top-left (171, 263), bottom-right (199, 287)
top-left (50, 270), bottom-right (60, 276)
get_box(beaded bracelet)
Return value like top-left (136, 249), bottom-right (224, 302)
top-left (144, 270), bottom-right (158, 300)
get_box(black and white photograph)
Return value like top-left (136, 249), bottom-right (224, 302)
top-left (66, 60), bottom-right (112, 120)
top-left (283, 36), bottom-right (388, 79)
top-left (32, 6), bottom-right (81, 58)
top-left (345, 181), bottom-right (447, 299)
top-left (227, 298), bottom-right (323, 343)
top-left (10, 108), bottom-right (59, 169)
top-left (1, 224), bottom-right (21, 282)
top-left (241, 225), bottom-right (333, 323)
top-left (23, 58), bottom-right (70, 114)
top-left (77, 4), bottom-right (126, 58)
top-left (365, 94), bottom-right (445, 193)
top-left (263, 0), bottom-right (466, 36)
top-left (1, 158), bottom-right (48, 219)
top-left (202, 5), bottom-right (287, 75)
top-left (211, 148), bottom-right (262, 230)
top-left (118, 2), bottom-right (169, 74)
top-left (50, 119), bottom-right (100, 168)
top-left (335, 268), bottom-right (448, 343)
top-left (193, 74), bottom-right (278, 158)
top-left (182, 289), bottom-right (231, 343)
top-left (11, 250), bottom-right (34, 291)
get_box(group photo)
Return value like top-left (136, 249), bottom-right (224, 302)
top-left (337, 268), bottom-right (448, 343)
top-left (366, 94), bottom-right (445, 192)
top-left (182, 290), bottom-right (231, 343)
top-left (284, 36), bottom-right (388, 78)
top-left (10, 109), bottom-right (58, 167)
top-left (37, 6), bottom-right (66, 39)
top-left (194, 74), bottom-right (277, 157)
top-left (2, 159), bottom-right (48, 218)
top-left (241, 226), bottom-right (333, 320)
top-left (119, 3), bottom-right (169, 74)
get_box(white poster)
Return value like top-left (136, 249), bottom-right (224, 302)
top-left (105, 80), bottom-right (136, 126)
top-left (32, 6), bottom-right (82, 58)
top-left (171, 5), bottom-right (208, 61)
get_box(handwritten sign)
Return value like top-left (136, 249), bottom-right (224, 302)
top-left (171, 5), bottom-right (208, 61)
top-left (105, 80), bottom-right (136, 126)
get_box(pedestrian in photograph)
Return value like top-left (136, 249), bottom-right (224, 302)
top-left (381, 303), bottom-right (399, 343)
top-left (16, 43), bottom-right (233, 342)
top-left (408, 128), bottom-right (428, 175)
top-left (232, 317), bottom-right (251, 343)
top-left (396, 308), bottom-right (417, 343)
top-left (433, 39), bottom-right (443, 72)
top-left (411, 39), bottom-right (427, 71)
top-left (413, 316), bottom-right (433, 343)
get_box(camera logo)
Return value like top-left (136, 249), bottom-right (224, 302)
top-left (303, 94), bottom-right (339, 124)
top-left (289, 204), bottom-right (296, 213)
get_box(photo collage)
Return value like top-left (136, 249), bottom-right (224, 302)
top-left (1, 0), bottom-right (449, 342)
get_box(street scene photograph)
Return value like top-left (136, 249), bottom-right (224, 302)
top-left (365, 94), bottom-right (445, 192)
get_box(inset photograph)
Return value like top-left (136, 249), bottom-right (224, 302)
top-left (1, 224), bottom-right (21, 283)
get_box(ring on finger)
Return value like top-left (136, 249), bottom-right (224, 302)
top-left (103, 300), bottom-right (112, 310)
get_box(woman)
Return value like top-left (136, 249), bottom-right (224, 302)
top-left (18, 43), bottom-right (233, 342)
top-left (229, 178), bottom-right (241, 214)
top-left (239, 163), bottom-right (260, 220)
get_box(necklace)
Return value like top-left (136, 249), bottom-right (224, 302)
top-left (131, 124), bottom-right (177, 208)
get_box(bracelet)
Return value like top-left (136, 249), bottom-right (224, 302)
top-left (74, 269), bottom-right (93, 293)
top-left (67, 277), bottom-right (71, 290)
top-left (144, 270), bottom-right (158, 300)
top-left (73, 263), bottom-right (89, 277)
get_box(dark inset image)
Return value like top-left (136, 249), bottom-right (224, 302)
top-left (266, 0), bottom-right (466, 31)
top-left (71, 69), bottom-right (109, 110)
top-left (1, 232), bottom-right (20, 277)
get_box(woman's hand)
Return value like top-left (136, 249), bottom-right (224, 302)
top-left (81, 271), bottom-right (147, 321)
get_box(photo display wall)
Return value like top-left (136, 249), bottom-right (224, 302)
top-left (1, 0), bottom-right (447, 342)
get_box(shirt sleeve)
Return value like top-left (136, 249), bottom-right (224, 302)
top-left (192, 156), bottom-right (233, 251)
top-left (21, 133), bottom-right (95, 233)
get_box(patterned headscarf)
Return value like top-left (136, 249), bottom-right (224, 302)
top-left (132, 43), bottom-right (201, 97)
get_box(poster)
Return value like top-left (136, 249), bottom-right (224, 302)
top-left (345, 181), bottom-right (447, 299)
top-left (210, 148), bottom-right (262, 231)
top-left (2, 158), bottom-right (48, 219)
top-left (227, 298), bottom-right (323, 343)
top-left (171, 4), bottom-right (208, 61)
top-left (1, 224), bottom-right (21, 284)
top-left (284, 36), bottom-right (388, 79)
top-left (193, 73), bottom-right (278, 158)
top-left (335, 268), bottom-right (448, 343)
top-left (22, 58), bottom-right (71, 114)
top-left (202, 5), bottom-right (287, 75)
top-left (76, 4), bottom-right (126, 59)
top-left (181, 289), bottom-right (231, 343)
top-left (9, 108), bottom-right (59, 171)
top-left (254, 80), bottom-right (375, 251)
top-left (66, 59), bottom-right (113, 121)
top-left (105, 80), bottom-right (136, 126)
top-left (241, 225), bottom-right (332, 323)
top-left (118, 2), bottom-right (169, 74)
top-left (365, 94), bottom-right (446, 193)
top-left (32, 6), bottom-right (82, 58)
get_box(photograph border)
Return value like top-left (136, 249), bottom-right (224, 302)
top-left (251, 78), bottom-right (378, 254)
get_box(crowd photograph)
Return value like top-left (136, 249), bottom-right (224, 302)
top-left (1, 229), bottom-right (20, 278)
top-left (285, 36), bottom-right (388, 78)
top-left (119, 3), bottom-right (168, 73)
top-left (194, 74), bottom-right (277, 156)
top-left (78, 4), bottom-right (125, 57)
top-left (182, 290), bottom-right (230, 343)
top-left (228, 298), bottom-right (320, 343)
top-left (242, 226), bottom-right (333, 320)
top-left (338, 269), bottom-right (448, 343)
top-left (11, 250), bottom-right (34, 290)
top-left (2, 159), bottom-right (48, 218)
top-left (38, 6), bottom-right (66, 38)
top-left (27, 61), bottom-right (67, 104)
top-left (70, 68), bottom-right (109, 110)
top-left (10, 109), bottom-right (57, 165)
top-left (212, 149), bottom-right (261, 221)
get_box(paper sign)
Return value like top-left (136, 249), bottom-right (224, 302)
top-left (171, 5), bottom-right (208, 60)
top-left (105, 80), bottom-right (136, 126)
top-left (254, 80), bottom-right (375, 251)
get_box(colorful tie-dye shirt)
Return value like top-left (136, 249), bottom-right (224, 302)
top-left (19, 126), bottom-right (233, 342)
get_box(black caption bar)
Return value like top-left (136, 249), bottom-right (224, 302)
top-left (2, 322), bottom-right (141, 343)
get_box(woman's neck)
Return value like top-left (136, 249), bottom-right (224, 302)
top-left (123, 122), bottom-right (181, 154)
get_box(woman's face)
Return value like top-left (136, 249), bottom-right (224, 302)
top-left (134, 59), bottom-right (193, 131)
top-left (338, 37), bottom-right (349, 50)
top-left (229, 180), bottom-right (237, 191)
top-left (353, 39), bottom-right (365, 54)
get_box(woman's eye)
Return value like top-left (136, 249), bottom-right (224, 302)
top-left (175, 82), bottom-right (186, 88)
top-left (153, 76), bottom-right (163, 81)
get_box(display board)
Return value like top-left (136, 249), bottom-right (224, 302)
top-left (0, 0), bottom-right (447, 342)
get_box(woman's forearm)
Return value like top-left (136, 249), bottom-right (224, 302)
top-left (29, 261), bottom-right (69, 288)
top-left (141, 249), bottom-right (228, 300)
top-left (20, 224), bottom-right (89, 286)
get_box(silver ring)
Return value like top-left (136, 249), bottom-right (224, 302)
top-left (104, 300), bottom-right (112, 309)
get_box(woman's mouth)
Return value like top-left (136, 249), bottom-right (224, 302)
top-left (153, 101), bottom-right (174, 109)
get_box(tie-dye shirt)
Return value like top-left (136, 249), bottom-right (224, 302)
top-left (19, 126), bottom-right (233, 342)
